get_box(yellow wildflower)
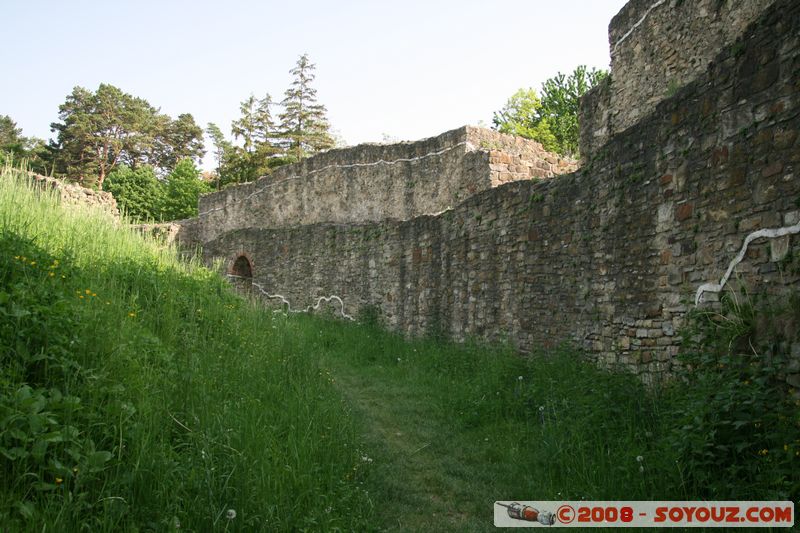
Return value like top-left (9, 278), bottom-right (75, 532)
top-left (55, 477), bottom-right (63, 484)
top-left (85, 289), bottom-right (91, 295)
top-left (758, 449), bottom-right (768, 456)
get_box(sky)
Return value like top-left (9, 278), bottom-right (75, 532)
top-left (1, 0), bottom-right (628, 169)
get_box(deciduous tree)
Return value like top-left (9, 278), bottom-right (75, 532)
top-left (493, 65), bottom-right (607, 158)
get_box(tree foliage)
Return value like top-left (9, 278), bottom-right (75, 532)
top-left (50, 84), bottom-right (204, 189)
top-left (492, 89), bottom-right (558, 153)
top-left (0, 115), bottom-right (52, 174)
top-left (162, 159), bottom-right (210, 220)
top-left (493, 65), bottom-right (608, 158)
top-left (278, 54), bottom-right (334, 161)
top-left (105, 159), bottom-right (209, 222)
top-left (104, 165), bottom-right (165, 222)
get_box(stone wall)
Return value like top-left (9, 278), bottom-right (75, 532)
top-left (178, 127), bottom-right (575, 248)
top-left (29, 173), bottom-right (119, 218)
top-left (580, 0), bottom-right (776, 158)
top-left (191, 0), bottom-right (800, 383)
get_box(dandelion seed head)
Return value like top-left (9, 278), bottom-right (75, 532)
top-left (517, 375), bottom-right (523, 381)
top-left (636, 455), bottom-right (644, 462)
top-left (226, 509), bottom-right (236, 520)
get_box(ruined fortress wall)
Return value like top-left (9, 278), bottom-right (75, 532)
top-left (199, 0), bottom-right (800, 382)
top-left (580, 0), bottom-right (776, 157)
top-left (179, 127), bottom-right (575, 247)
top-left (29, 173), bottom-right (119, 218)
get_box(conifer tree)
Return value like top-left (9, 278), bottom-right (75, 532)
top-left (278, 54), bottom-right (334, 161)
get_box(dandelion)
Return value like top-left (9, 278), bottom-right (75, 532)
top-left (226, 509), bottom-right (236, 520)
top-left (517, 375), bottom-right (523, 381)
top-left (639, 465), bottom-right (645, 473)
top-left (85, 289), bottom-right (91, 295)
top-left (636, 455), bottom-right (644, 463)
top-left (758, 449), bottom-right (768, 456)
top-left (361, 454), bottom-right (373, 463)
top-left (538, 405), bottom-right (545, 412)
top-left (49, 272), bottom-right (55, 277)
top-left (30, 261), bottom-right (36, 266)
top-left (79, 295), bottom-right (84, 299)
top-left (397, 357), bottom-right (401, 362)
top-left (128, 312), bottom-right (136, 317)
top-left (55, 477), bottom-right (63, 485)
top-left (784, 444), bottom-right (789, 452)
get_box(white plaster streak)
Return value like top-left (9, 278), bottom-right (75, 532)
top-left (695, 222), bottom-right (800, 305)
top-left (612, 0), bottom-right (667, 54)
top-left (198, 141), bottom-right (477, 218)
top-left (226, 274), bottom-right (355, 321)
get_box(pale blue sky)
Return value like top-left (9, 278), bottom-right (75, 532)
top-left (1, 0), bottom-right (627, 168)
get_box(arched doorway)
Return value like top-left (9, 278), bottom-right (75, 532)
top-left (229, 254), bottom-right (253, 291)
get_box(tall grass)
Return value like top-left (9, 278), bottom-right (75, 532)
top-left (2, 165), bottom-right (796, 532)
top-left (0, 166), bottom-right (372, 531)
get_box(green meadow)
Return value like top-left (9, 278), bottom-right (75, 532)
top-left (1, 166), bottom-right (797, 531)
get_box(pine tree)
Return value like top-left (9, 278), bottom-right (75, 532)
top-left (278, 54), bottom-right (334, 161)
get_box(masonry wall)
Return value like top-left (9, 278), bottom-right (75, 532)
top-left (580, 0), bottom-right (776, 157)
top-left (179, 127), bottom-right (575, 247)
top-left (197, 0), bottom-right (800, 384)
top-left (29, 173), bottom-right (119, 218)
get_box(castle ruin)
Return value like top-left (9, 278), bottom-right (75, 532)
top-left (177, 0), bottom-right (800, 384)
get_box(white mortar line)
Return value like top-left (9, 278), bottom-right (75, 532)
top-left (612, 0), bottom-right (667, 54)
top-left (695, 222), bottom-right (800, 305)
top-left (226, 274), bottom-right (355, 320)
top-left (197, 141), bottom-right (477, 218)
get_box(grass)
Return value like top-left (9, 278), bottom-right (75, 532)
top-left (0, 167), bottom-right (372, 531)
top-left (1, 165), bottom-right (797, 531)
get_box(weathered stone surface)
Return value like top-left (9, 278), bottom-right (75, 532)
top-left (579, 0), bottom-right (776, 158)
top-left (28, 173), bottom-right (119, 218)
top-left (177, 0), bottom-right (800, 383)
top-left (178, 127), bottom-right (576, 247)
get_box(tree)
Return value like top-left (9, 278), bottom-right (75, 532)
top-left (162, 159), bottom-right (211, 220)
top-left (228, 93), bottom-right (282, 184)
top-left (278, 54), bottom-right (334, 161)
top-left (231, 95), bottom-right (259, 154)
top-left (105, 165), bottom-right (165, 222)
top-left (206, 122), bottom-right (232, 189)
top-left (0, 115), bottom-right (24, 156)
top-left (50, 84), bottom-right (205, 189)
top-left (492, 89), bottom-right (558, 153)
top-left (492, 65), bottom-right (608, 158)
top-left (1, 115), bottom-right (54, 174)
top-left (539, 65), bottom-right (608, 157)
top-left (157, 113), bottom-right (205, 171)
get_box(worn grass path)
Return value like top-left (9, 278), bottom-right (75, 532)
top-left (309, 318), bottom-right (666, 532)
top-left (329, 366), bottom-right (499, 532)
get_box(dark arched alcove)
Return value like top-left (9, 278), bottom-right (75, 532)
top-left (230, 254), bottom-right (253, 291)
top-left (231, 255), bottom-right (253, 279)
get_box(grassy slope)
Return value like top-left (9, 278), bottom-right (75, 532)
top-left (1, 166), bottom-right (797, 532)
top-left (0, 168), bottom-right (372, 531)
